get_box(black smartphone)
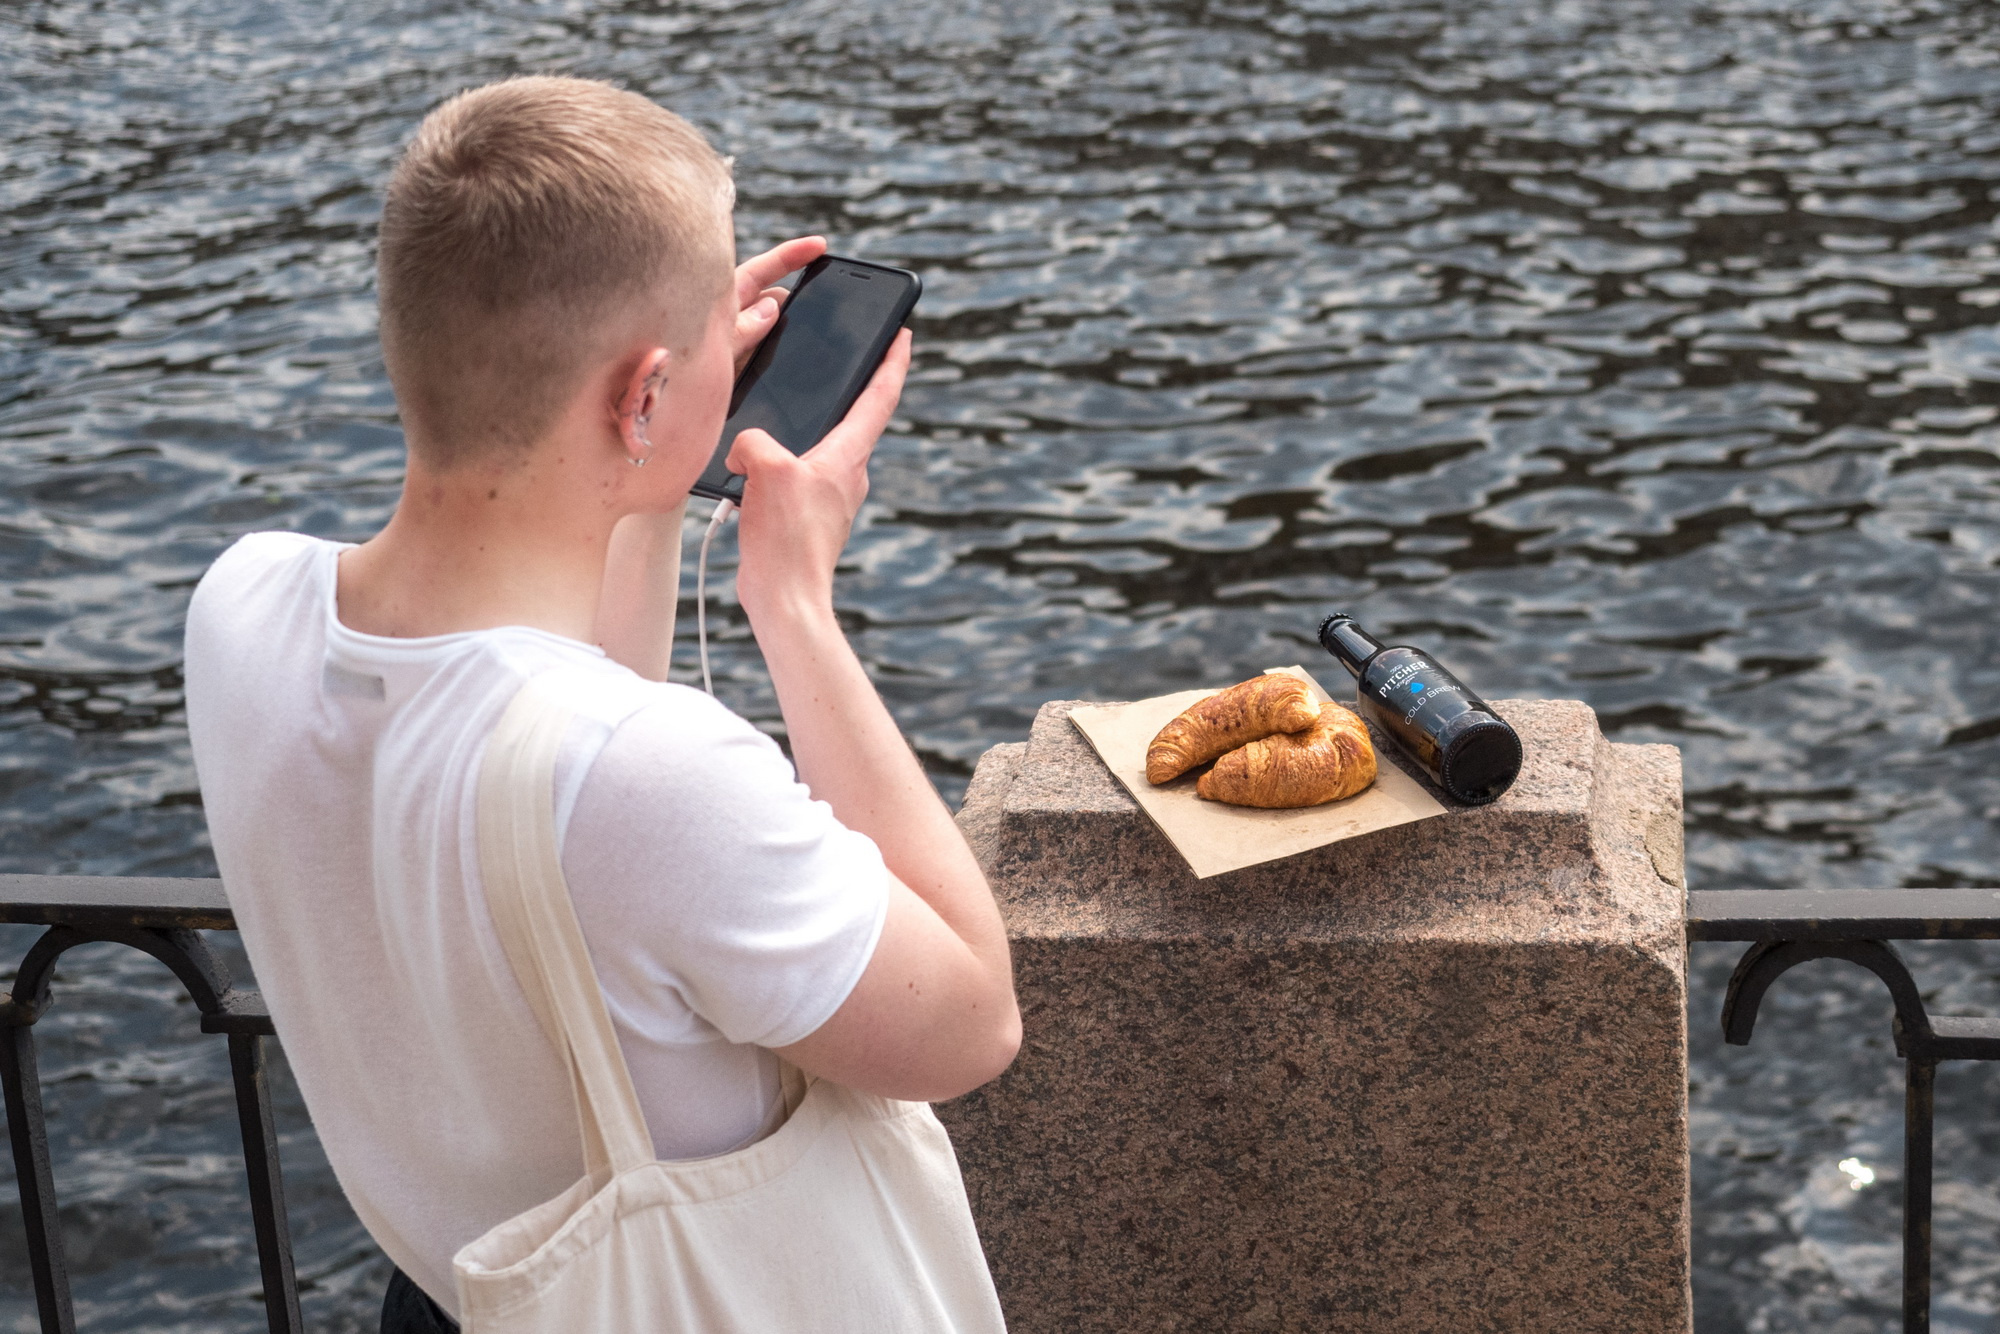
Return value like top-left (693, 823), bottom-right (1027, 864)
top-left (691, 254), bottom-right (922, 502)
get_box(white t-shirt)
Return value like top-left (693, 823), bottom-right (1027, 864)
top-left (183, 532), bottom-right (889, 1315)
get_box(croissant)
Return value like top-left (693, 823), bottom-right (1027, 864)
top-left (1195, 700), bottom-right (1377, 808)
top-left (1146, 674), bottom-right (1322, 785)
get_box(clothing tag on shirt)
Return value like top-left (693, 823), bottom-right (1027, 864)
top-left (322, 661), bottom-right (387, 702)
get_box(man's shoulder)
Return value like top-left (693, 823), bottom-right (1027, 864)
top-left (561, 676), bottom-right (793, 798)
top-left (539, 666), bottom-right (749, 742)
top-left (193, 530), bottom-right (333, 605)
top-left (529, 671), bottom-right (807, 841)
top-left (183, 534), bottom-right (339, 755)
top-left (187, 530), bottom-right (335, 650)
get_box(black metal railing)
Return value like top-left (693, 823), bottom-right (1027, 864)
top-left (0, 876), bottom-right (297, 1334)
top-left (1689, 887), bottom-right (2000, 1334)
top-left (3, 877), bottom-right (1999, 1333)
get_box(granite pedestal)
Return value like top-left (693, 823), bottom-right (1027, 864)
top-left (941, 698), bottom-right (1688, 1333)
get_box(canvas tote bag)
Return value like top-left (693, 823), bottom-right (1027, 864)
top-left (452, 674), bottom-right (1008, 1333)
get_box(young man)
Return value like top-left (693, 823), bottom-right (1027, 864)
top-left (183, 77), bottom-right (1019, 1330)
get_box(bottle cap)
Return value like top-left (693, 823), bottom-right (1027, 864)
top-left (1317, 614), bottom-right (1386, 679)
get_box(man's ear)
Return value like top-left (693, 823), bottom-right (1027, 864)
top-left (614, 348), bottom-right (672, 464)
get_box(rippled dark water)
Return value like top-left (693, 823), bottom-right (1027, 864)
top-left (5, 0), bottom-right (2000, 1327)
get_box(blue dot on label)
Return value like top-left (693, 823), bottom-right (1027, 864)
top-left (1409, 682), bottom-right (1424, 693)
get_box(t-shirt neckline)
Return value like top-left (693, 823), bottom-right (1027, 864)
top-left (315, 538), bottom-right (607, 662)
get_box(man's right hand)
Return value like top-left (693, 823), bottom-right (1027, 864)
top-left (718, 327), bottom-right (1019, 1103)
top-left (724, 328), bottom-right (911, 628)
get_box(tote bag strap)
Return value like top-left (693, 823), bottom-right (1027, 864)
top-left (476, 674), bottom-right (657, 1180)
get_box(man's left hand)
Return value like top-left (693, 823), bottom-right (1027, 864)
top-left (731, 235), bottom-right (828, 377)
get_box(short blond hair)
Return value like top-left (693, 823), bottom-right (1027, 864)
top-left (377, 77), bottom-right (735, 468)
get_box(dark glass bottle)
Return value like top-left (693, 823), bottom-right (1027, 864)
top-left (1317, 614), bottom-right (1523, 806)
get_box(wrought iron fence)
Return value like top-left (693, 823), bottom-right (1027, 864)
top-left (1688, 888), bottom-right (2000, 1334)
top-left (0, 876), bottom-right (297, 1334)
top-left (4, 876), bottom-right (2000, 1333)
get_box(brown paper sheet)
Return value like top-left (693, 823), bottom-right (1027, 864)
top-left (1066, 665), bottom-right (1448, 879)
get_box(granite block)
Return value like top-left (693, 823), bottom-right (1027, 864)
top-left (942, 699), bottom-right (1689, 1333)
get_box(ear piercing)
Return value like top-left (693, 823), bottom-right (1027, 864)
top-left (630, 363), bottom-right (667, 468)
top-left (630, 413), bottom-right (653, 467)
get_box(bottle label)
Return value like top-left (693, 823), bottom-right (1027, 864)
top-left (1378, 659), bottom-right (1467, 728)
top-left (1357, 648), bottom-right (1487, 776)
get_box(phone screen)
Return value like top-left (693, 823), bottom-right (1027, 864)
top-left (693, 257), bottom-right (920, 501)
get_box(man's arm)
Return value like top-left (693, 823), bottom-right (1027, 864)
top-left (594, 507), bottom-right (685, 680)
top-left (728, 333), bottom-right (1021, 1103)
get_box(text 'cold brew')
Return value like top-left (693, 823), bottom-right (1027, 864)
top-left (1316, 614), bottom-right (1523, 806)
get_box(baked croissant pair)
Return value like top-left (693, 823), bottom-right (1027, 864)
top-left (1146, 673), bottom-right (1377, 808)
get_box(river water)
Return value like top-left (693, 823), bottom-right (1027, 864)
top-left (4, 0), bottom-right (2000, 1328)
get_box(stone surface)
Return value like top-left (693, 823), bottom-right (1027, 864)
top-left (940, 699), bottom-right (1689, 1333)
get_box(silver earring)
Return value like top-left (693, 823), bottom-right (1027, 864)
top-left (632, 414), bottom-right (654, 468)
top-left (629, 367), bottom-right (665, 469)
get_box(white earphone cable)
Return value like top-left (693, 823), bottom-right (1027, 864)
top-left (696, 498), bottom-right (735, 695)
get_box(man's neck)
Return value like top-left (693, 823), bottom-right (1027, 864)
top-left (336, 451), bottom-right (617, 644)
